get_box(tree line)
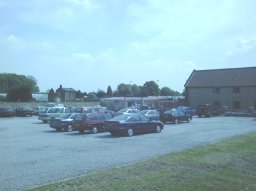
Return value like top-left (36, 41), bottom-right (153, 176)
top-left (95, 81), bottom-right (181, 98)
top-left (0, 73), bottom-right (181, 102)
top-left (0, 73), bottom-right (39, 102)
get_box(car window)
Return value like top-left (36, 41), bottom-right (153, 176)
top-left (64, 108), bottom-right (70, 113)
top-left (130, 115), bottom-right (141, 122)
top-left (87, 113), bottom-right (97, 120)
top-left (96, 114), bottom-right (105, 120)
top-left (148, 111), bottom-right (154, 115)
top-left (140, 115), bottom-right (149, 121)
top-left (139, 110), bottom-right (147, 114)
top-left (179, 110), bottom-right (185, 115)
top-left (55, 108), bottom-right (64, 113)
top-left (48, 108), bottom-right (56, 113)
top-left (104, 114), bottom-right (112, 120)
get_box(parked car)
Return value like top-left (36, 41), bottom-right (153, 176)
top-left (176, 106), bottom-right (196, 115)
top-left (104, 114), bottom-right (164, 137)
top-left (113, 108), bottom-right (139, 117)
top-left (196, 104), bottom-right (221, 117)
top-left (72, 112), bottom-right (112, 134)
top-left (38, 107), bottom-right (72, 123)
top-left (49, 113), bottom-right (78, 132)
top-left (82, 106), bottom-right (115, 116)
top-left (16, 106), bottom-right (34, 117)
top-left (0, 107), bottom-right (16, 117)
top-left (33, 106), bottom-right (46, 115)
top-left (139, 109), bottom-right (160, 121)
top-left (160, 109), bottom-right (192, 124)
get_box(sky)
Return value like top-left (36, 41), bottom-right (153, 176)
top-left (0, 0), bottom-right (256, 93)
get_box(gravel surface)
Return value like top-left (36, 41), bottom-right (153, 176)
top-left (0, 116), bottom-right (256, 191)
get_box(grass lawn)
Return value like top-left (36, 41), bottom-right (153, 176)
top-left (27, 133), bottom-right (256, 191)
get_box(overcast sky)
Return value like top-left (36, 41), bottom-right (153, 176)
top-left (0, 0), bottom-right (256, 93)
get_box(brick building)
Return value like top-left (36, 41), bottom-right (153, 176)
top-left (184, 67), bottom-right (256, 110)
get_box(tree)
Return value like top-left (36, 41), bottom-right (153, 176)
top-left (116, 83), bottom-right (132, 97)
top-left (131, 84), bottom-right (141, 97)
top-left (0, 73), bottom-right (39, 93)
top-left (160, 87), bottom-right (181, 96)
top-left (6, 86), bottom-right (32, 102)
top-left (141, 81), bottom-right (160, 96)
top-left (96, 89), bottom-right (106, 98)
top-left (107, 85), bottom-right (113, 97)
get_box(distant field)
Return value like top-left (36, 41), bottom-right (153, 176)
top-left (26, 133), bottom-right (256, 191)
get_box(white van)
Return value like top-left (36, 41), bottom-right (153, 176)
top-left (38, 107), bottom-right (71, 123)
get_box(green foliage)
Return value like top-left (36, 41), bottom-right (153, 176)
top-left (107, 86), bottom-right (113, 97)
top-left (141, 81), bottom-right (160, 96)
top-left (96, 89), bottom-right (107, 98)
top-left (0, 73), bottom-right (39, 93)
top-left (160, 87), bottom-right (181, 96)
top-left (6, 86), bottom-right (32, 102)
top-left (112, 81), bottom-right (180, 97)
top-left (116, 83), bottom-right (132, 97)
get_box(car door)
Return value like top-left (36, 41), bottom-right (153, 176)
top-left (178, 110), bottom-right (186, 121)
top-left (127, 115), bottom-right (142, 133)
top-left (139, 115), bottom-right (155, 132)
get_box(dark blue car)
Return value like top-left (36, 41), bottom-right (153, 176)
top-left (160, 109), bottom-right (192, 124)
top-left (104, 114), bottom-right (164, 137)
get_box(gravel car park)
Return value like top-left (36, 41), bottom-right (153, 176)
top-left (0, 116), bottom-right (256, 191)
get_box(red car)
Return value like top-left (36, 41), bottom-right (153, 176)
top-left (72, 112), bottom-right (112, 134)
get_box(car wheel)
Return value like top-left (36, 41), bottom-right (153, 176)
top-left (127, 128), bottom-right (134, 137)
top-left (92, 127), bottom-right (98, 134)
top-left (174, 118), bottom-right (178, 124)
top-left (187, 117), bottom-right (191, 123)
top-left (56, 128), bottom-right (61, 132)
top-left (155, 125), bottom-right (161, 133)
top-left (67, 125), bottom-right (73, 132)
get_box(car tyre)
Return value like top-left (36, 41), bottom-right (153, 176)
top-left (67, 125), bottom-right (73, 132)
top-left (127, 128), bottom-right (134, 137)
top-left (56, 128), bottom-right (61, 132)
top-left (155, 125), bottom-right (161, 133)
top-left (92, 127), bottom-right (98, 134)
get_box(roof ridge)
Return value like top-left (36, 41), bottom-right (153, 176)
top-left (195, 66), bottom-right (256, 72)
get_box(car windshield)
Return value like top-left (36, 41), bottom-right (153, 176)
top-left (139, 110), bottom-right (148, 114)
top-left (165, 109), bottom-right (176, 114)
top-left (111, 114), bottom-right (131, 121)
top-left (118, 109), bottom-right (127, 113)
top-left (74, 114), bottom-right (84, 121)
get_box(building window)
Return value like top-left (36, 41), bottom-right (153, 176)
top-left (213, 87), bottom-right (220, 93)
top-left (233, 101), bottom-right (241, 109)
top-left (233, 87), bottom-right (240, 93)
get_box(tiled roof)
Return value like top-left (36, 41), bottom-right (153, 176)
top-left (185, 67), bottom-right (256, 87)
top-left (62, 88), bottom-right (76, 92)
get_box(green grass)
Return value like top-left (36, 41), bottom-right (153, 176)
top-left (27, 133), bottom-right (256, 191)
